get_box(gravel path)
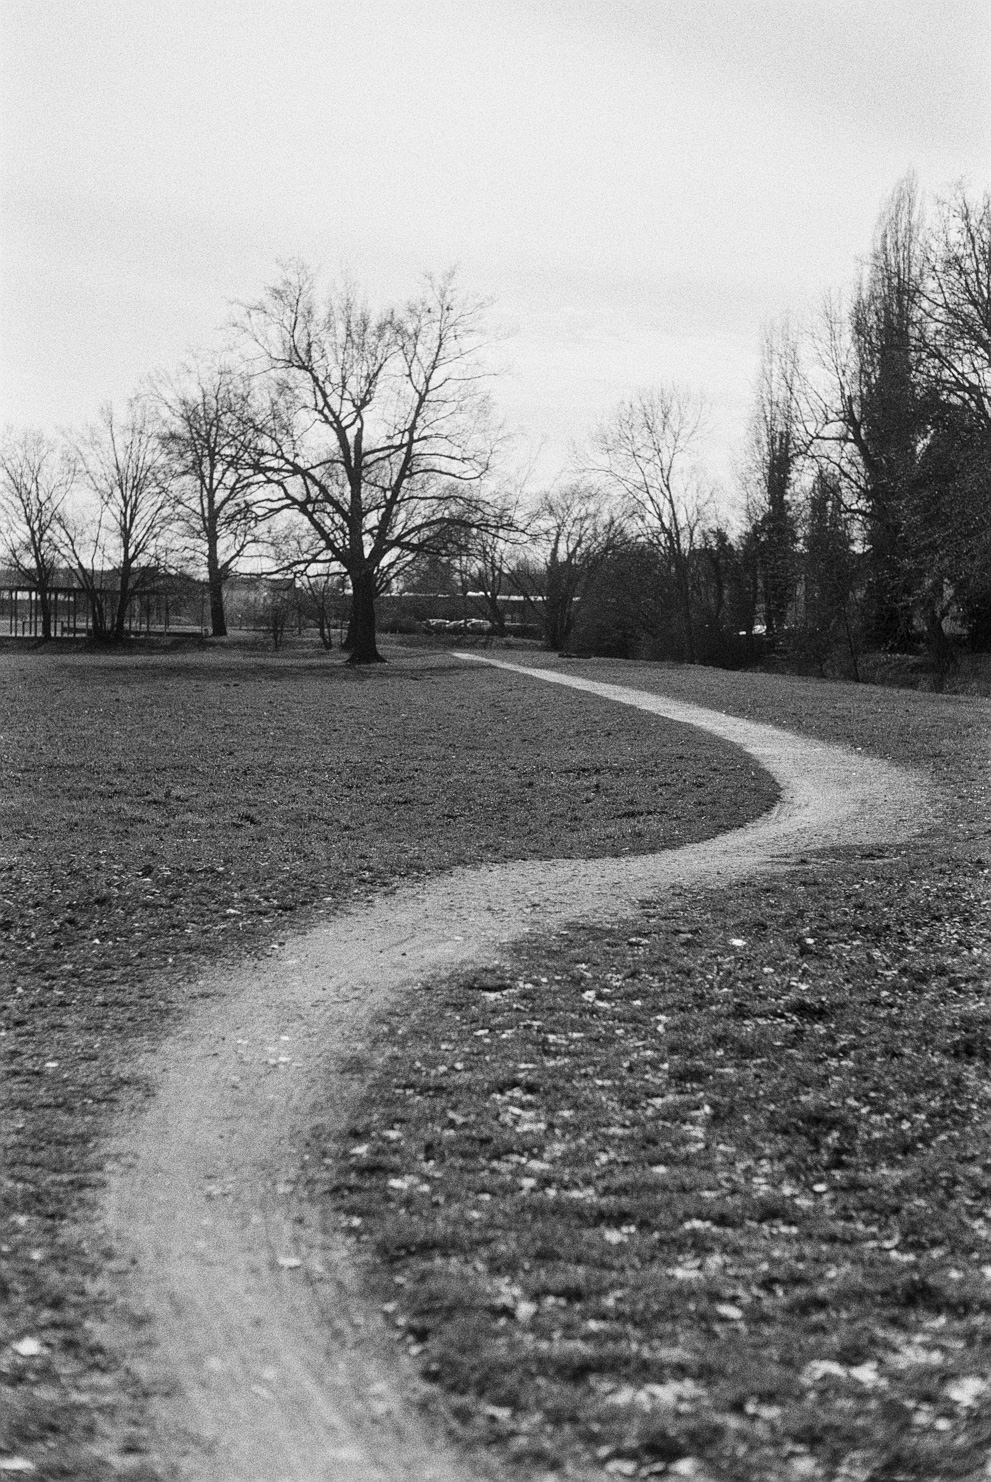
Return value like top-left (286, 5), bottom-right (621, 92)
top-left (99, 659), bottom-right (931, 1481)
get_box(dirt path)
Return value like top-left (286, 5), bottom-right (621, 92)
top-left (100, 660), bottom-right (931, 1481)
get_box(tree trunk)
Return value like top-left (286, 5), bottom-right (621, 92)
top-left (315, 610), bottom-right (334, 650)
top-left (39, 590), bottom-right (53, 641)
top-left (111, 577), bottom-right (130, 642)
top-left (87, 587), bottom-right (109, 641)
top-left (843, 613), bottom-right (861, 682)
top-left (676, 564), bottom-right (696, 664)
top-left (920, 599), bottom-right (956, 690)
top-left (207, 549), bottom-right (227, 637)
top-left (484, 590), bottom-right (505, 635)
top-left (346, 569), bottom-right (385, 664)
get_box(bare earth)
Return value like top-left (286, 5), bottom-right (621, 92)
top-left (99, 658), bottom-right (932, 1482)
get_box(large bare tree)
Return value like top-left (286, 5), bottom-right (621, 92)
top-left (590, 387), bottom-right (709, 663)
top-left (58, 403), bottom-right (175, 642)
top-left (152, 359), bottom-right (261, 637)
top-left (0, 429), bottom-right (75, 639)
top-left (236, 265), bottom-right (499, 663)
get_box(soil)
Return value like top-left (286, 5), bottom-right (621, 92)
top-left (96, 657), bottom-right (930, 1481)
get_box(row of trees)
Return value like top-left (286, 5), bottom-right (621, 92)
top-left (2, 179), bottom-right (989, 673)
top-left (739, 177), bottom-right (991, 677)
top-left (512, 177), bottom-right (990, 679)
top-left (0, 269), bottom-right (501, 662)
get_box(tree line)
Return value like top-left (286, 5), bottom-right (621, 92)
top-left (2, 178), bottom-right (988, 675)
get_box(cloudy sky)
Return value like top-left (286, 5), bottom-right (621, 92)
top-left (1, 0), bottom-right (988, 494)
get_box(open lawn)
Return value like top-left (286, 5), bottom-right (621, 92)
top-left (318, 658), bottom-right (991, 1482)
top-left (0, 643), bottom-right (777, 1478)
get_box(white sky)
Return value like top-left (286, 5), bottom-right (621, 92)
top-left (1, 0), bottom-right (989, 500)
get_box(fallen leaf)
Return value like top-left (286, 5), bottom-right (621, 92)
top-left (802, 1360), bottom-right (848, 1383)
top-left (946, 1375), bottom-right (985, 1407)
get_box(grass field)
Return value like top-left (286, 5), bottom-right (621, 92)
top-left (0, 642), bottom-right (778, 1478)
top-left (317, 658), bottom-right (991, 1482)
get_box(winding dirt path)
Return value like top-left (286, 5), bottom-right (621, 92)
top-left (101, 659), bottom-right (931, 1481)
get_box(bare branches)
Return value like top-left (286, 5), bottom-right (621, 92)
top-left (0, 429), bottom-right (76, 638)
top-left (509, 482), bottom-right (621, 651)
top-left (922, 187), bottom-right (991, 431)
top-left (234, 266), bottom-right (500, 661)
top-left (60, 403), bottom-right (175, 641)
top-left (151, 359), bottom-right (263, 635)
top-left (589, 387), bottom-right (708, 558)
top-left (589, 386), bottom-right (709, 661)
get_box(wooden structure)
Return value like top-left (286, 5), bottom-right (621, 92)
top-left (0, 568), bottom-right (205, 639)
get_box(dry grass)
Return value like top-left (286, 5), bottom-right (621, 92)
top-left (0, 642), bottom-right (777, 1478)
top-left (320, 657), bottom-right (991, 1482)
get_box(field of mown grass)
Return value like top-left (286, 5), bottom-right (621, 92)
top-left (0, 641), bottom-right (777, 1479)
top-left (319, 658), bottom-right (991, 1482)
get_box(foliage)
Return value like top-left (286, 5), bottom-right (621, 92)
top-left (743, 324), bottom-right (802, 648)
top-left (792, 178), bottom-right (991, 676)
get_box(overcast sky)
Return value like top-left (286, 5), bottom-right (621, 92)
top-left (1, 0), bottom-right (988, 496)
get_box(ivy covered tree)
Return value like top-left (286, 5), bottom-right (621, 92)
top-left (743, 322), bottom-right (803, 647)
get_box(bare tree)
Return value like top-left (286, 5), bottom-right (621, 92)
top-left (58, 403), bottom-right (174, 642)
top-left (296, 567), bottom-right (346, 650)
top-left (510, 482), bottom-right (618, 650)
top-left (590, 387), bottom-right (709, 663)
top-left (0, 430), bottom-right (75, 639)
top-left (922, 186), bottom-right (991, 432)
top-left (266, 517), bottom-right (347, 649)
top-left (236, 265), bottom-right (499, 664)
top-left (450, 492), bottom-right (526, 635)
top-left (152, 359), bottom-right (261, 637)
